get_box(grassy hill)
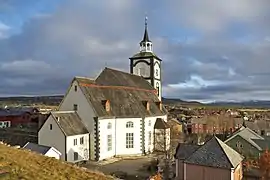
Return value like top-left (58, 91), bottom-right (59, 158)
top-left (0, 143), bottom-right (114, 180)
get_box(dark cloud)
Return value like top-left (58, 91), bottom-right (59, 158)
top-left (1, 0), bottom-right (270, 102)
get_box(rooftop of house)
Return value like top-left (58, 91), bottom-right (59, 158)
top-left (0, 107), bottom-right (39, 117)
top-left (174, 143), bottom-right (201, 160)
top-left (225, 127), bottom-right (265, 150)
top-left (183, 136), bottom-right (243, 169)
top-left (154, 118), bottom-right (170, 129)
top-left (22, 142), bottom-right (53, 155)
top-left (72, 67), bottom-right (167, 118)
top-left (51, 111), bottom-right (89, 136)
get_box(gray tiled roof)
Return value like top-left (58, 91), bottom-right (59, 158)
top-left (174, 143), bottom-right (201, 160)
top-left (23, 142), bottom-right (51, 155)
top-left (75, 68), bottom-right (167, 118)
top-left (225, 127), bottom-right (264, 150)
top-left (51, 111), bottom-right (88, 136)
top-left (185, 136), bottom-right (243, 169)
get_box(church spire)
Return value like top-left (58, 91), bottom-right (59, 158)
top-left (141, 16), bottom-right (151, 43)
top-left (140, 16), bottom-right (153, 52)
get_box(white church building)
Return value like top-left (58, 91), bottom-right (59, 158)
top-left (38, 18), bottom-right (170, 162)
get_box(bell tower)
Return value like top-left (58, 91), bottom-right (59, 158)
top-left (129, 17), bottom-right (162, 101)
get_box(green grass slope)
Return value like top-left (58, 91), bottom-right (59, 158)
top-left (0, 143), bottom-right (113, 180)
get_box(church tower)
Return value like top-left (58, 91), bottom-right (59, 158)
top-left (129, 17), bottom-right (162, 101)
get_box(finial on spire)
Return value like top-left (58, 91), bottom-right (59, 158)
top-left (145, 15), bottom-right (148, 28)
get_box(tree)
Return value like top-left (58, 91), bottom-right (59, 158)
top-left (149, 173), bottom-right (162, 180)
top-left (258, 149), bottom-right (270, 180)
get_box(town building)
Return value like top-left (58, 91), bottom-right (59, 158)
top-left (225, 126), bottom-right (270, 158)
top-left (38, 18), bottom-right (169, 162)
top-left (0, 107), bottom-right (40, 128)
top-left (38, 111), bottom-right (90, 163)
top-left (22, 142), bottom-right (62, 160)
top-left (175, 136), bottom-right (244, 180)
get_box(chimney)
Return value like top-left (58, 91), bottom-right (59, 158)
top-left (142, 101), bottom-right (150, 111)
top-left (155, 101), bottom-right (162, 110)
top-left (101, 100), bottom-right (110, 112)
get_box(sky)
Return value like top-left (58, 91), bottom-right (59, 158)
top-left (1, 0), bottom-right (270, 102)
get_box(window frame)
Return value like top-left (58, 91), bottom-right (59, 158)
top-left (126, 121), bottom-right (134, 128)
top-left (73, 104), bottom-right (78, 111)
top-left (74, 138), bottom-right (77, 146)
top-left (126, 133), bottom-right (134, 149)
top-left (107, 134), bottom-right (112, 151)
top-left (49, 124), bottom-right (52, 130)
top-left (74, 152), bottom-right (78, 161)
top-left (74, 85), bottom-right (77, 92)
top-left (107, 122), bottom-right (112, 129)
top-left (80, 137), bottom-right (84, 145)
top-left (148, 131), bottom-right (152, 146)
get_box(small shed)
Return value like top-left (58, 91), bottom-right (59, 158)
top-left (22, 142), bottom-right (61, 159)
top-left (154, 118), bottom-right (170, 152)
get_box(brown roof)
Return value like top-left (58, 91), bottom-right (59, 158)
top-left (51, 111), bottom-right (88, 136)
top-left (154, 118), bottom-right (169, 129)
top-left (75, 68), bottom-right (167, 118)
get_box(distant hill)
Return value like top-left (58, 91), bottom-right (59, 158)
top-left (162, 98), bottom-right (270, 108)
top-left (0, 95), bottom-right (64, 106)
top-left (162, 98), bottom-right (203, 106)
top-left (0, 95), bottom-right (270, 108)
top-left (0, 142), bottom-right (113, 180)
top-left (209, 100), bottom-right (270, 108)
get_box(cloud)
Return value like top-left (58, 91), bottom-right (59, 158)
top-left (1, 0), bottom-right (270, 102)
top-left (0, 22), bottom-right (10, 38)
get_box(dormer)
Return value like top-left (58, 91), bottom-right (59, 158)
top-left (155, 101), bottom-right (162, 110)
top-left (101, 100), bottom-right (110, 112)
top-left (142, 100), bottom-right (150, 111)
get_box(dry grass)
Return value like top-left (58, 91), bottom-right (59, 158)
top-left (0, 143), bottom-right (114, 180)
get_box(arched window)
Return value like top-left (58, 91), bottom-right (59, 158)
top-left (107, 122), bottom-right (112, 129)
top-left (126, 121), bottom-right (134, 128)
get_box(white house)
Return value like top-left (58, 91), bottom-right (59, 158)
top-left (38, 111), bottom-right (90, 163)
top-left (39, 18), bottom-right (169, 162)
top-left (22, 142), bottom-right (62, 160)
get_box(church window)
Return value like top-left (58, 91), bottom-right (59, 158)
top-left (107, 134), bottom-right (112, 151)
top-left (74, 85), bottom-right (77, 92)
top-left (126, 121), bottom-right (134, 128)
top-left (126, 133), bottom-right (134, 148)
top-left (155, 69), bottom-right (159, 77)
top-left (107, 122), bottom-right (112, 129)
top-left (148, 120), bottom-right (151, 126)
top-left (148, 131), bottom-right (152, 146)
top-left (74, 139), bottom-right (77, 146)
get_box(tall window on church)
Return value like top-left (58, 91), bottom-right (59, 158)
top-left (155, 69), bottom-right (159, 77)
top-left (156, 82), bottom-right (160, 96)
top-left (126, 133), bottom-right (134, 148)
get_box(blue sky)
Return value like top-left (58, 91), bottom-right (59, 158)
top-left (1, 0), bottom-right (270, 102)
